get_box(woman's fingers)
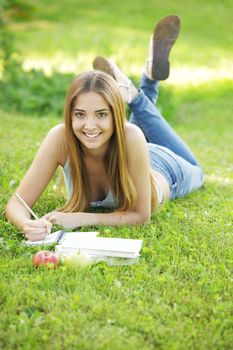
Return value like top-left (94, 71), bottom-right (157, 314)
top-left (48, 216), bottom-right (57, 224)
top-left (23, 226), bottom-right (48, 235)
top-left (43, 212), bottom-right (58, 225)
top-left (22, 218), bottom-right (53, 240)
top-left (25, 232), bottom-right (47, 242)
top-left (42, 212), bottom-right (54, 220)
top-left (44, 220), bottom-right (52, 233)
top-left (25, 219), bottom-right (47, 228)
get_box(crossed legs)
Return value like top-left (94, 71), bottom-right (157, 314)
top-left (93, 15), bottom-right (200, 166)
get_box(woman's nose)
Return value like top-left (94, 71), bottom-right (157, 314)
top-left (85, 116), bottom-right (96, 129)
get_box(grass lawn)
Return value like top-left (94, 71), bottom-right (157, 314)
top-left (0, 0), bottom-right (233, 349)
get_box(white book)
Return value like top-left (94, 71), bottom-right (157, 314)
top-left (25, 230), bottom-right (99, 246)
top-left (58, 237), bottom-right (143, 259)
top-left (55, 245), bottom-right (139, 266)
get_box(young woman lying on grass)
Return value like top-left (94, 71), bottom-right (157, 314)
top-left (6, 15), bottom-right (204, 242)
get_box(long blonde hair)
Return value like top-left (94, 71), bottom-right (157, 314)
top-left (60, 71), bottom-right (157, 212)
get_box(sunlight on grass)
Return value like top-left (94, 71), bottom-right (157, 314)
top-left (22, 53), bottom-right (233, 87)
top-left (206, 174), bottom-right (233, 185)
top-left (169, 63), bottom-right (233, 86)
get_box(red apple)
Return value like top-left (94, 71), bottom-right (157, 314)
top-left (32, 250), bottom-right (60, 268)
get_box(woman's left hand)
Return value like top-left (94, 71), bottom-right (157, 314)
top-left (43, 211), bottom-right (83, 229)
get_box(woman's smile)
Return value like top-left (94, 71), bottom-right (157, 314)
top-left (82, 131), bottom-right (103, 138)
top-left (72, 91), bottom-right (114, 155)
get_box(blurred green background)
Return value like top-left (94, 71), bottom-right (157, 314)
top-left (0, 2), bottom-right (233, 350)
top-left (0, 0), bottom-right (232, 117)
top-left (6, 0), bottom-right (233, 68)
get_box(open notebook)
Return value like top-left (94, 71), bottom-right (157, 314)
top-left (25, 230), bottom-right (99, 246)
top-left (25, 230), bottom-right (142, 260)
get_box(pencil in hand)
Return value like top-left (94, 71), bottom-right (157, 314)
top-left (15, 192), bottom-right (40, 220)
top-left (15, 192), bottom-right (52, 240)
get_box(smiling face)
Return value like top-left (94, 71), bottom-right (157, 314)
top-left (72, 91), bottom-right (114, 156)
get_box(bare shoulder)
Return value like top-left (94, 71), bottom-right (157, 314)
top-left (125, 122), bottom-right (145, 138)
top-left (125, 122), bottom-right (147, 149)
top-left (47, 123), bottom-right (65, 140)
top-left (45, 123), bottom-right (68, 166)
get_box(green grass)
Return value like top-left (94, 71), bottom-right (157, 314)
top-left (7, 0), bottom-right (233, 71)
top-left (1, 0), bottom-right (233, 349)
top-left (1, 88), bottom-right (232, 349)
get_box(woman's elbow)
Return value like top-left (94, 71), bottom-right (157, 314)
top-left (5, 197), bottom-right (18, 222)
top-left (137, 212), bottom-right (151, 225)
top-left (5, 201), bottom-right (13, 221)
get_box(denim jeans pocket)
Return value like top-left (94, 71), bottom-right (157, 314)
top-left (159, 148), bottom-right (185, 182)
top-left (170, 182), bottom-right (178, 199)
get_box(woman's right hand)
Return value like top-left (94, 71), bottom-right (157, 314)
top-left (22, 219), bottom-right (52, 242)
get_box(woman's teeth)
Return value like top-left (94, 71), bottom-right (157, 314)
top-left (84, 132), bottom-right (101, 138)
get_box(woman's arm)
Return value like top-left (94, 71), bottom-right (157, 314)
top-left (43, 123), bottom-right (152, 227)
top-left (5, 124), bottom-right (67, 239)
top-left (43, 209), bottom-right (147, 228)
top-left (124, 122), bottom-right (152, 221)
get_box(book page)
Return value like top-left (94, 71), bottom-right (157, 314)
top-left (25, 231), bottom-right (99, 246)
top-left (60, 237), bottom-right (142, 255)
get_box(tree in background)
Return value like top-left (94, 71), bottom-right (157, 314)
top-left (0, 1), bottom-right (70, 117)
top-left (0, 0), bottom-right (34, 74)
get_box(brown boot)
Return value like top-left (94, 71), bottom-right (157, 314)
top-left (93, 56), bottom-right (115, 79)
top-left (151, 15), bottom-right (180, 80)
top-left (92, 56), bottom-right (138, 103)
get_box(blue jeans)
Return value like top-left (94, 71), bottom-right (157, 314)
top-left (128, 74), bottom-right (204, 200)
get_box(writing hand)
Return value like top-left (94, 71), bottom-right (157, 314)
top-left (22, 219), bottom-right (52, 242)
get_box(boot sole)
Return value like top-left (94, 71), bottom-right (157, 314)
top-left (92, 56), bottom-right (115, 79)
top-left (152, 15), bottom-right (180, 80)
